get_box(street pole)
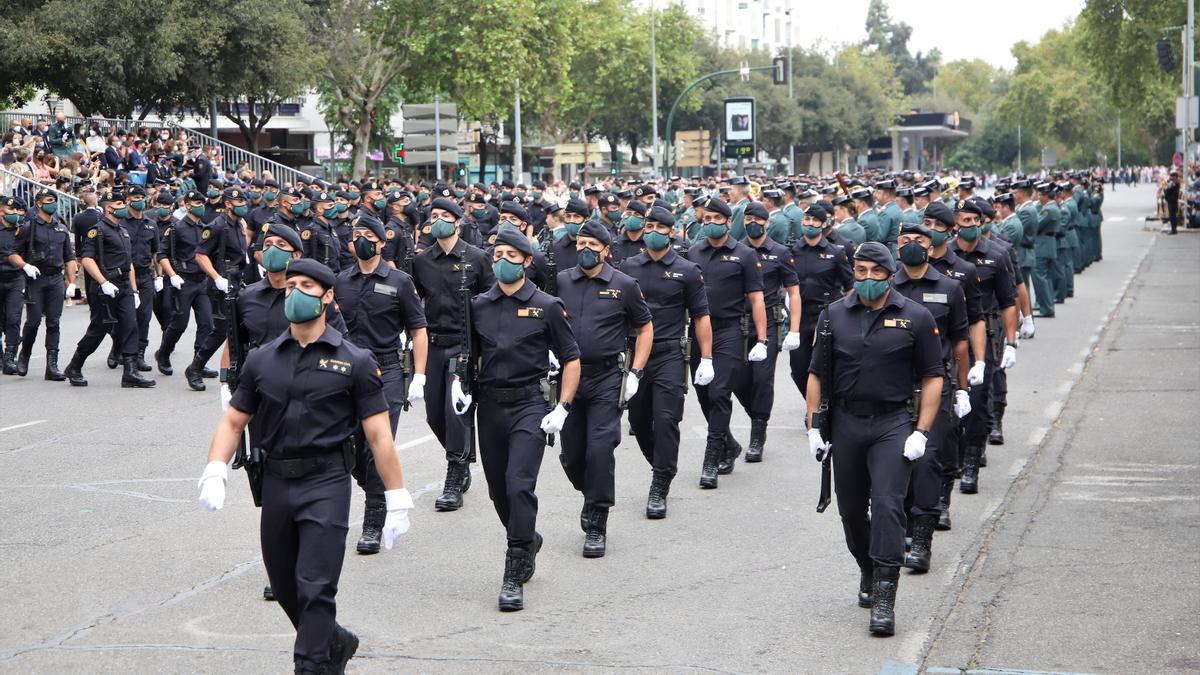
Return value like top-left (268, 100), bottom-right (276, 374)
top-left (513, 78), bottom-right (523, 183)
top-left (1017, 124), bottom-right (1022, 171)
top-left (787, 2), bottom-right (795, 174)
top-left (209, 96), bottom-right (218, 140)
top-left (1186, 0), bottom-right (1195, 194)
top-left (664, 64), bottom-right (777, 173)
top-left (434, 94), bottom-right (442, 180)
top-left (1117, 113), bottom-right (1122, 169)
top-left (650, 0), bottom-right (659, 177)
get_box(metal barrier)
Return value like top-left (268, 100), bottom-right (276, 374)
top-left (164, 122), bottom-right (316, 188)
top-left (0, 166), bottom-right (83, 223)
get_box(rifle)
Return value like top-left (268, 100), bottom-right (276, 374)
top-left (813, 303), bottom-right (834, 514)
top-left (454, 260), bottom-right (478, 463)
top-left (221, 225), bottom-right (262, 506)
top-left (616, 339), bottom-right (633, 411)
top-left (540, 230), bottom-right (557, 296)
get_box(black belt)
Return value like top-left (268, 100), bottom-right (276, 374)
top-left (711, 317), bottom-right (741, 330)
top-left (428, 332), bottom-right (461, 347)
top-left (478, 383), bottom-right (542, 403)
top-left (36, 264), bottom-right (63, 275)
top-left (0, 271), bottom-right (22, 281)
top-left (104, 267), bottom-right (130, 281)
top-left (837, 399), bottom-right (907, 417)
top-left (650, 338), bottom-right (683, 356)
top-left (374, 351), bottom-right (401, 367)
top-left (134, 265), bottom-right (153, 278)
top-left (580, 356), bottom-right (619, 377)
top-left (263, 449), bottom-right (345, 479)
top-left (180, 270), bottom-right (206, 282)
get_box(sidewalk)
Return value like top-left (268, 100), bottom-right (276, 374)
top-left (920, 231), bottom-right (1200, 673)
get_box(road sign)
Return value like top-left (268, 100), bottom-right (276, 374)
top-left (772, 57), bottom-right (788, 85)
top-left (723, 97), bottom-right (755, 160)
top-left (1176, 96), bottom-right (1198, 130)
top-left (674, 129), bottom-right (711, 168)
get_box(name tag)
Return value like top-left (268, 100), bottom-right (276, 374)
top-left (517, 307), bottom-right (544, 318)
top-left (373, 283), bottom-right (398, 296)
top-left (663, 271), bottom-right (683, 280)
top-left (883, 318), bottom-right (911, 329)
top-left (763, 254), bottom-right (778, 261)
top-left (922, 293), bottom-right (948, 304)
top-left (818, 253), bottom-right (835, 260)
top-left (722, 255), bottom-right (740, 262)
top-left (318, 357), bottom-right (353, 376)
top-left (598, 288), bottom-right (622, 299)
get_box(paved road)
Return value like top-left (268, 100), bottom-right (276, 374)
top-left (0, 184), bottom-right (1194, 673)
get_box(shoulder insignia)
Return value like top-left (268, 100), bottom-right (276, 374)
top-left (201, 227), bottom-right (211, 240)
top-left (163, 227), bottom-right (172, 236)
top-left (261, 223), bottom-right (269, 233)
top-left (422, 225), bottom-right (431, 234)
top-left (239, 218), bottom-right (247, 228)
top-left (386, 229), bottom-right (396, 239)
top-left (88, 228), bottom-right (98, 239)
top-left (13, 227), bottom-right (19, 237)
top-left (301, 229), bottom-right (312, 240)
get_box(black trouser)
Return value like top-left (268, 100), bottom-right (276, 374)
top-left (198, 274), bottom-right (241, 361)
top-left (75, 276), bottom-right (137, 358)
top-left (260, 462), bottom-right (350, 664)
top-left (0, 274), bottom-right (23, 351)
top-left (559, 368), bottom-right (621, 509)
top-left (424, 342), bottom-right (473, 463)
top-left (628, 343), bottom-right (687, 478)
top-left (733, 316), bottom-right (780, 420)
top-left (832, 407), bottom-right (912, 568)
top-left (964, 320), bottom-right (1000, 449)
top-left (990, 361), bottom-right (1007, 424)
top-left (689, 322), bottom-right (747, 450)
top-left (20, 271), bottom-right (64, 352)
top-left (352, 360), bottom-right (406, 497)
top-left (152, 276), bottom-right (171, 331)
top-left (907, 382), bottom-right (952, 518)
top-left (788, 314), bottom-right (820, 394)
top-left (134, 268), bottom-right (154, 351)
top-left (159, 276), bottom-right (213, 357)
top-left (477, 394), bottom-right (548, 549)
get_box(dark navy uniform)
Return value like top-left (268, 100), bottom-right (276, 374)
top-left (788, 236), bottom-right (853, 393)
top-left (157, 215), bottom-right (214, 369)
top-left (196, 213), bottom-right (250, 363)
top-left (550, 232), bottom-right (580, 270)
top-left (300, 217), bottom-right (343, 272)
top-left (382, 217), bottom-right (415, 270)
top-left (0, 219), bottom-right (23, 367)
top-left (229, 325), bottom-right (386, 666)
top-left (610, 234), bottom-right (646, 268)
top-left (67, 214), bottom-right (140, 376)
top-left (621, 249), bottom-right (708, 485)
top-left (120, 211), bottom-right (159, 359)
top-left (732, 236), bottom-right (797, 435)
top-left (809, 290), bottom-right (942, 572)
top-left (14, 214), bottom-right (74, 358)
top-left (471, 279), bottom-right (579, 550)
top-left (331, 217), bottom-right (357, 271)
top-left (686, 236), bottom-right (764, 481)
top-left (555, 264), bottom-right (651, 515)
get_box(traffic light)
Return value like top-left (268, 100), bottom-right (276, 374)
top-left (1158, 37), bottom-right (1176, 73)
top-left (457, 159), bottom-right (467, 178)
top-left (772, 56), bottom-right (788, 85)
top-left (392, 140), bottom-right (406, 165)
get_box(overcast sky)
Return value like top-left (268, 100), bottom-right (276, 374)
top-left (786, 0), bottom-right (1084, 69)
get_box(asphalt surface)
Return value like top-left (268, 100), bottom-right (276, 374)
top-left (0, 183), bottom-right (1193, 674)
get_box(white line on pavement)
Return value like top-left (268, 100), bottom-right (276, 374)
top-left (1027, 427), bottom-right (1048, 447)
top-left (0, 420), bottom-right (46, 433)
top-left (396, 433), bottom-right (436, 450)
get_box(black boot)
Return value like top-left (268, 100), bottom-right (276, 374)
top-left (960, 445), bottom-right (980, 494)
top-left (329, 623), bottom-right (359, 675)
top-left (64, 353), bottom-right (88, 387)
top-left (1, 345), bottom-right (16, 375)
top-left (988, 410), bottom-right (1005, 445)
top-left (646, 471), bottom-right (671, 519)
top-left (44, 350), bottom-right (65, 381)
top-left (293, 657), bottom-right (330, 674)
top-left (857, 562), bottom-right (874, 608)
top-left (582, 506), bottom-right (608, 558)
top-left (699, 442), bottom-right (720, 489)
top-left (196, 353), bottom-right (218, 379)
top-left (869, 565), bottom-right (900, 636)
top-left (184, 355), bottom-right (207, 391)
top-left (14, 343), bottom-right (30, 376)
top-left (979, 443), bottom-right (988, 468)
top-left (121, 357), bottom-right (156, 388)
top-left (745, 418), bottom-right (767, 462)
top-left (936, 478), bottom-right (954, 531)
top-left (434, 462), bottom-right (468, 511)
top-left (263, 585), bottom-right (275, 601)
top-left (498, 547), bottom-right (529, 612)
top-left (903, 515), bottom-right (937, 573)
top-left (106, 344), bottom-right (119, 369)
top-left (718, 435), bottom-right (742, 475)
top-left (134, 347), bottom-right (152, 372)
top-left (356, 493), bottom-right (386, 555)
top-left (154, 345), bottom-right (173, 375)
top-left (522, 532), bottom-right (542, 583)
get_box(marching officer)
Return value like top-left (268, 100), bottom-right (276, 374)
top-left (549, 198), bottom-right (590, 270)
top-left (734, 201), bottom-right (802, 462)
top-left (0, 196), bottom-right (27, 375)
top-left (411, 198), bottom-right (494, 511)
top-left (8, 190), bottom-right (76, 379)
top-left (156, 190), bottom-right (216, 388)
top-left (301, 191), bottom-right (345, 273)
top-left (334, 214), bottom-right (429, 554)
top-left (197, 258), bottom-right (414, 674)
top-left (119, 186), bottom-right (159, 372)
top-left (1031, 182), bottom-right (1060, 318)
top-left (555, 220), bottom-right (653, 557)
top-left (609, 200), bottom-right (648, 266)
top-left (453, 227), bottom-right (580, 612)
top-left (805, 241), bottom-right (943, 637)
top-left (63, 189), bottom-right (156, 388)
top-left (787, 203), bottom-right (852, 396)
top-left (686, 197), bottom-right (768, 487)
top-left (194, 188), bottom-right (252, 379)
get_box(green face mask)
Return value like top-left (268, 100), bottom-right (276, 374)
top-left (322, 206), bottom-right (339, 219)
top-left (284, 288), bottom-right (325, 323)
top-left (929, 229), bottom-right (949, 247)
top-left (335, 203), bottom-right (348, 214)
top-left (263, 190), bottom-right (278, 202)
top-left (189, 205), bottom-right (205, 217)
top-left (623, 215), bottom-right (645, 232)
top-left (981, 222), bottom-right (993, 234)
top-left (130, 200), bottom-right (146, 211)
top-left (431, 218), bottom-right (456, 239)
top-left (3, 213), bottom-right (21, 224)
top-left (578, 247), bottom-right (602, 269)
top-left (232, 205), bottom-right (249, 217)
top-left (348, 191), bottom-right (360, 201)
top-left (248, 191), bottom-right (262, 201)
top-left (493, 258), bottom-right (525, 284)
top-left (565, 221), bottom-right (583, 237)
top-left (530, 191), bottom-right (542, 201)
top-left (801, 225), bottom-right (824, 238)
top-left (606, 209), bottom-right (622, 223)
top-left (114, 207), bottom-right (129, 219)
top-left (552, 227), bottom-right (568, 241)
top-left (288, 202), bottom-right (306, 216)
top-left (957, 225), bottom-right (980, 242)
top-left (472, 208), bottom-right (487, 219)
top-left (853, 278), bottom-right (889, 301)
top-left (261, 245), bottom-right (292, 273)
top-left (373, 198), bottom-right (387, 211)
top-left (643, 231), bottom-right (671, 251)
top-left (41, 202), bottom-right (58, 215)
top-left (705, 222), bottom-right (729, 240)
top-left (157, 207), bottom-right (172, 219)
top-left (207, 189), bottom-right (220, 199)
top-left (417, 192), bottom-right (430, 202)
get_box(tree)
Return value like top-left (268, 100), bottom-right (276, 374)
top-left (861, 0), bottom-right (940, 96)
top-left (931, 59), bottom-right (1008, 115)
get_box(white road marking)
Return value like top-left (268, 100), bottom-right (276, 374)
top-left (1067, 362), bottom-right (1083, 375)
top-left (0, 420), bottom-right (46, 433)
top-left (1044, 401), bottom-right (1063, 420)
top-left (396, 433), bottom-right (436, 450)
top-left (1027, 427), bottom-right (1048, 446)
top-left (1060, 494), bottom-right (1199, 503)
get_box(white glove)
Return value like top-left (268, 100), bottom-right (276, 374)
top-left (257, 264), bottom-right (267, 279)
top-left (65, 283), bottom-right (76, 298)
top-left (213, 277), bottom-right (230, 294)
top-left (782, 331), bottom-right (802, 351)
top-left (808, 428), bottom-right (831, 461)
top-left (22, 264), bottom-right (40, 279)
top-left (407, 373), bottom-right (426, 403)
top-left (903, 431), bottom-right (927, 461)
top-left (170, 275), bottom-right (184, 290)
top-left (547, 350), bottom-right (560, 376)
top-left (197, 460), bottom-right (228, 512)
top-left (540, 403), bottom-right (569, 435)
top-left (451, 378), bottom-right (472, 415)
top-left (1019, 315), bottom-right (1035, 339)
top-left (1001, 344), bottom-right (1017, 369)
top-left (693, 357), bottom-right (715, 386)
top-left (748, 341), bottom-right (769, 362)
top-left (967, 360), bottom-right (986, 386)
top-left (100, 281), bottom-right (118, 297)
top-left (381, 488), bottom-right (414, 550)
top-left (154, 276), bottom-right (164, 292)
top-left (954, 389), bottom-right (972, 418)
top-left (133, 293), bottom-right (141, 309)
top-left (623, 370), bottom-right (640, 402)
top-left (219, 383), bottom-right (231, 411)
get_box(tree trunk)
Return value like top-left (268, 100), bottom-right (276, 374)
top-left (351, 112), bottom-right (372, 179)
top-left (627, 132), bottom-right (640, 166)
top-left (478, 133), bottom-right (489, 184)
